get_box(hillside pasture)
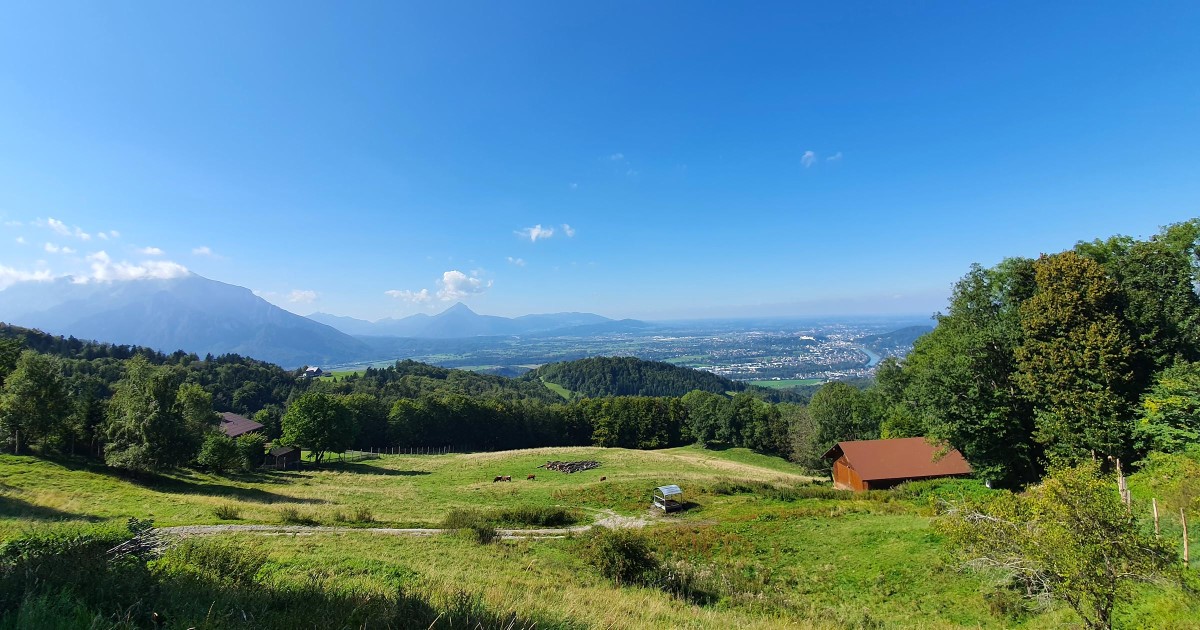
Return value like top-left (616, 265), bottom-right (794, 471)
top-left (2, 447), bottom-right (1196, 628)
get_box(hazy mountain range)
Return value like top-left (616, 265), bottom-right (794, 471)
top-left (307, 304), bottom-right (622, 338)
top-left (0, 274), bottom-right (642, 367)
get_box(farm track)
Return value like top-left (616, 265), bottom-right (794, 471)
top-left (157, 509), bottom-right (648, 540)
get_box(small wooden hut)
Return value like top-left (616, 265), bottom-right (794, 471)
top-left (823, 437), bottom-right (972, 491)
top-left (264, 446), bottom-right (301, 470)
top-left (652, 485), bottom-right (683, 512)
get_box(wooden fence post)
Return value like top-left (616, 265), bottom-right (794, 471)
top-left (1183, 508), bottom-right (1190, 567)
top-left (1153, 498), bottom-right (1160, 537)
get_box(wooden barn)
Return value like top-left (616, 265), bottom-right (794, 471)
top-left (219, 412), bottom-right (264, 439)
top-left (823, 437), bottom-right (972, 491)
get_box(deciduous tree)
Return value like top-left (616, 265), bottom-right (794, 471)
top-left (0, 351), bottom-right (70, 454)
top-left (939, 462), bottom-right (1175, 630)
top-left (280, 392), bottom-right (355, 464)
top-left (1016, 252), bottom-right (1136, 464)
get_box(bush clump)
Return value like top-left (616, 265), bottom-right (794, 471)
top-left (442, 506), bottom-right (578, 529)
top-left (583, 528), bottom-right (659, 586)
top-left (277, 506), bottom-right (317, 525)
top-left (212, 504), bottom-right (242, 520)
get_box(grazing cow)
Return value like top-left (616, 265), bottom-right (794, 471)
top-left (493, 476), bottom-right (503, 483)
top-left (527, 474), bottom-right (536, 480)
top-left (600, 476), bottom-right (606, 481)
top-left (503, 475), bottom-right (512, 482)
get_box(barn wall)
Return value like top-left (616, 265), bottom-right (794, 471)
top-left (832, 456), bottom-right (865, 491)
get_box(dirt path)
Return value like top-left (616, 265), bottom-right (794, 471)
top-left (158, 509), bottom-right (649, 540)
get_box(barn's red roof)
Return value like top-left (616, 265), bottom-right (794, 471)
top-left (822, 437), bottom-right (972, 481)
top-left (219, 412), bottom-right (264, 438)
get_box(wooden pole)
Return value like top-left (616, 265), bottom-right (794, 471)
top-left (1183, 508), bottom-right (1190, 567)
top-left (1153, 498), bottom-right (1160, 537)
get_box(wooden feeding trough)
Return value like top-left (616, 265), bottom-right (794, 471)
top-left (652, 485), bottom-right (683, 512)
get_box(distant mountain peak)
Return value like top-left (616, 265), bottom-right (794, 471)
top-left (441, 302), bottom-right (476, 315)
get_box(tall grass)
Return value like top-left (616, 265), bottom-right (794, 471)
top-left (0, 523), bottom-right (571, 629)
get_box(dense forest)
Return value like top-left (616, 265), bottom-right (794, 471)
top-left (3, 219), bottom-right (1200, 483)
top-left (529, 356), bottom-right (750, 398)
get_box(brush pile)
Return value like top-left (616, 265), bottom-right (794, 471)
top-left (539, 460), bottom-right (600, 474)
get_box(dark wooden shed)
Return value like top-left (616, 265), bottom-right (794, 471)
top-left (264, 446), bottom-right (301, 470)
top-left (823, 437), bottom-right (972, 491)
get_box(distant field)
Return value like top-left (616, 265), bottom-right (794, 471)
top-left (746, 378), bottom-right (823, 389)
top-left (540, 377), bottom-right (574, 400)
top-left (328, 368), bottom-right (366, 378)
top-left (662, 355), bottom-right (706, 365)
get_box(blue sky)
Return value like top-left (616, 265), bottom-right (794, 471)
top-left (1, 2), bottom-right (1198, 320)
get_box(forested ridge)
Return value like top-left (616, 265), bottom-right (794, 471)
top-left (530, 356), bottom-right (743, 397)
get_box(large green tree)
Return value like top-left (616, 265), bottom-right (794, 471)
top-left (808, 381), bottom-right (878, 454)
top-left (280, 392), bottom-right (356, 464)
top-left (903, 258), bottom-right (1039, 487)
top-left (0, 351), bottom-right (70, 454)
top-left (103, 356), bottom-right (211, 472)
top-left (1015, 252), bottom-right (1137, 464)
top-left (1134, 361), bottom-right (1200, 453)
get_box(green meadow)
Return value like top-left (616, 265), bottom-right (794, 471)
top-left (2, 446), bottom-right (1196, 628)
top-left (748, 378), bottom-right (824, 389)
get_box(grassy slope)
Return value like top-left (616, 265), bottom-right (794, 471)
top-left (0, 447), bottom-right (810, 534)
top-left (2, 448), bottom-right (1195, 628)
top-left (540, 376), bottom-right (574, 400)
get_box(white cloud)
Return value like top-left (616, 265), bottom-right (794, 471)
top-left (610, 152), bottom-right (625, 161)
top-left (192, 246), bottom-right (215, 256)
top-left (108, 230), bottom-right (120, 238)
top-left (85, 250), bottom-right (190, 282)
top-left (44, 243), bottom-right (75, 254)
top-left (507, 257), bottom-right (526, 267)
top-left (826, 152), bottom-right (843, 162)
top-left (287, 289), bottom-right (318, 304)
top-left (44, 218), bottom-right (71, 236)
top-left (15, 236), bottom-right (25, 245)
top-left (138, 246), bottom-right (164, 256)
top-left (437, 269), bottom-right (491, 301)
top-left (802, 150), bottom-right (817, 168)
top-left (385, 288), bottom-right (432, 303)
top-left (3, 220), bottom-right (22, 227)
top-left (37, 217), bottom-right (92, 240)
top-left (516, 224), bottom-right (555, 242)
top-left (0, 265), bottom-right (55, 290)
top-left (562, 223), bottom-right (576, 237)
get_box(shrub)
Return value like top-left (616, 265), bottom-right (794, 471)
top-left (489, 505), bottom-right (577, 527)
top-left (584, 529), bottom-right (658, 586)
top-left (468, 522), bottom-right (498, 545)
top-left (236, 432), bottom-right (268, 470)
top-left (352, 506), bottom-right (375, 523)
top-left (278, 506), bottom-right (317, 525)
top-left (155, 538), bottom-right (268, 585)
top-left (442, 506), bottom-right (577, 529)
top-left (197, 432), bottom-right (242, 474)
top-left (442, 509), bottom-right (484, 530)
top-left (212, 504), bottom-right (241, 520)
